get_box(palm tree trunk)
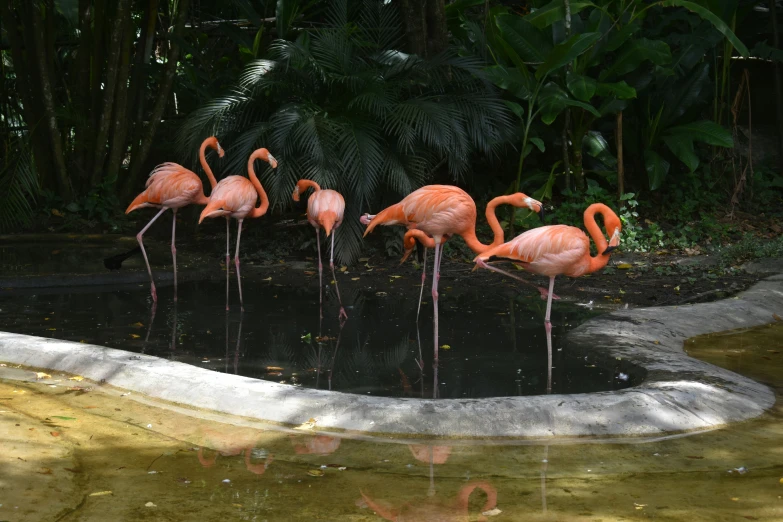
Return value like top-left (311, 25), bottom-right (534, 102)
top-left (771, 0), bottom-right (783, 171)
top-left (425, 0), bottom-right (448, 57)
top-left (91, 0), bottom-right (132, 185)
top-left (28, 2), bottom-right (72, 199)
top-left (399, 0), bottom-right (427, 56)
top-left (616, 111), bottom-right (624, 198)
top-left (128, 0), bottom-right (160, 164)
top-left (128, 0), bottom-right (192, 185)
top-left (73, 0), bottom-right (93, 183)
top-left (106, 12), bottom-right (134, 184)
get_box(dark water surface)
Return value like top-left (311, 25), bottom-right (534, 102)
top-left (0, 277), bottom-right (638, 397)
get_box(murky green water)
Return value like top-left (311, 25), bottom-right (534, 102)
top-left (1, 322), bottom-right (782, 521)
top-left (0, 277), bottom-right (636, 397)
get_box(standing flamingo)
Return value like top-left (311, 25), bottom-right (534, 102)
top-left (198, 147), bottom-right (278, 312)
top-left (126, 136), bottom-right (224, 303)
top-left (361, 185), bottom-right (543, 366)
top-left (474, 203), bottom-right (621, 392)
top-left (292, 180), bottom-right (348, 321)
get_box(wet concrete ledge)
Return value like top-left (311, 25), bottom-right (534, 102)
top-left (0, 276), bottom-right (781, 440)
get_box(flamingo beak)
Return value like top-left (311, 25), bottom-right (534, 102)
top-left (216, 141), bottom-right (225, 158)
top-left (267, 153), bottom-right (278, 169)
top-left (603, 228), bottom-right (621, 254)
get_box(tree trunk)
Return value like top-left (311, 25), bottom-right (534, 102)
top-left (425, 0), bottom-right (448, 57)
top-left (86, 0), bottom-right (107, 180)
top-left (73, 0), bottom-right (93, 181)
top-left (128, 0), bottom-right (161, 166)
top-left (562, 109), bottom-right (571, 192)
top-left (91, 0), bottom-right (132, 186)
top-left (616, 111), bottom-right (624, 199)
top-left (106, 14), bottom-right (134, 185)
top-left (29, 3), bottom-right (73, 199)
top-left (771, 0), bottom-right (783, 171)
top-left (127, 0), bottom-right (192, 186)
top-left (572, 132), bottom-right (585, 191)
top-left (399, 0), bottom-right (427, 56)
top-left (0, 0), bottom-right (52, 184)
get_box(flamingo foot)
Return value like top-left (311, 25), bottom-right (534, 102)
top-left (359, 213), bottom-right (374, 225)
top-left (538, 287), bottom-right (560, 301)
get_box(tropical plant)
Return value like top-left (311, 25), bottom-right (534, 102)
top-left (0, 135), bottom-right (39, 231)
top-left (177, 0), bottom-right (513, 263)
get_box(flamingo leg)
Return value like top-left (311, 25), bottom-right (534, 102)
top-left (234, 313), bottom-right (243, 374)
top-left (316, 228), bottom-right (323, 315)
top-left (171, 208), bottom-right (178, 302)
top-left (475, 259), bottom-right (560, 300)
top-left (416, 247), bottom-right (427, 323)
top-left (544, 276), bottom-right (555, 394)
top-left (225, 217), bottom-right (230, 311)
top-left (432, 242), bottom-right (442, 367)
top-left (234, 219), bottom-right (245, 312)
top-left (136, 207), bottom-right (167, 303)
top-left (142, 300), bottom-right (157, 354)
top-left (330, 231), bottom-right (348, 322)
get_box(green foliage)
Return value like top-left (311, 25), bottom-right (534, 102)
top-left (178, 0), bottom-right (512, 263)
top-left (719, 235), bottom-right (783, 266)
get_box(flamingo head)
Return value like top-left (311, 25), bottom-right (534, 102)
top-left (208, 136), bottom-right (225, 158)
top-left (511, 193), bottom-right (545, 220)
top-left (253, 148), bottom-right (278, 168)
top-left (603, 215), bottom-right (622, 255)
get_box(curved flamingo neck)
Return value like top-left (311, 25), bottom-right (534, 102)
top-left (584, 204), bottom-right (612, 274)
top-left (460, 195), bottom-right (512, 254)
top-left (199, 139), bottom-right (218, 190)
top-left (298, 179), bottom-right (321, 193)
top-left (248, 152), bottom-right (270, 219)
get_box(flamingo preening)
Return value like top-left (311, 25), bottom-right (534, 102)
top-left (361, 185), bottom-right (543, 366)
top-left (198, 147), bottom-right (278, 312)
top-left (293, 180), bottom-right (348, 322)
top-left (475, 203), bottom-right (622, 392)
top-left (126, 136), bottom-right (224, 303)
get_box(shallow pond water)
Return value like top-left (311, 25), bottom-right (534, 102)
top-left (1, 322), bottom-right (782, 521)
top-left (0, 276), bottom-right (637, 398)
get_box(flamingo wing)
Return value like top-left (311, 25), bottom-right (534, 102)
top-left (209, 176), bottom-right (257, 214)
top-left (477, 225), bottom-right (589, 276)
top-left (137, 163), bottom-right (203, 208)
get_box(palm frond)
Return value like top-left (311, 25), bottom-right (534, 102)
top-left (0, 138), bottom-right (39, 232)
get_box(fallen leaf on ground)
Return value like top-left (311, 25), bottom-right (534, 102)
top-left (617, 263), bottom-right (633, 269)
top-left (131, 322), bottom-right (144, 327)
top-left (262, 277), bottom-right (272, 281)
top-left (358, 257), bottom-right (369, 262)
top-left (38, 467), bottom-right (53, 475)
top-left (351, 277), bottom-right (360, 280)
top-left (51, 416), bottom-right (77, 420)
top-left (145, 502), bottom-right (156, 507)
top-left (482, 508), bottom-right (502, 516)
top-left (440, 344), bottom-right (451, 350)
top-left (130, 334), bottom-right (141, 339)
top-left (51, 209), bottom-right (64, 217)
top-left (68, 376), bottom-right (84, 382)
top-left (265, 366), bottom-right (284, 371)
top-left (47, 328), bottom-right (56, 331)
top-left (50, 431), bottom-right (61, 437)
top-left (390, 275), bottom-right (402, 279)
top-left (89, 491), bottom-right (112, 497)
top-left (375, 291), bottom-right (387, 297)
top-left (307, 469), bottom-right (324, 477)
top-left (340, 266), bottom-right (347, 272)
top-left (35, 372), bottom-right (52, 380)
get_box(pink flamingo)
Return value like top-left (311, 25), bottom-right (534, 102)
top-left (126, 136), bottom-right (223, 302)
top-left (474, 203), bottom-right (621, 392)
top-left (360, 480), bottom-right (498, 522)
top-left (292, 180), bottom-right (348, 321)
top-left (198, 147), bottom-right (278, 312)
top-left (361, 186), bottom-right (543, 365)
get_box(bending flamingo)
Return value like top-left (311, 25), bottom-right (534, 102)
top-left (474, 203), bottom-right (621, 392)
top-left (361, 185), bottom-right (543, 366)
top-left (126, 136), bottom-right (224, 303)
top-left (199, 147), bottom-right (278, 312)
top-left (292, 180), bottom-right (348, 321)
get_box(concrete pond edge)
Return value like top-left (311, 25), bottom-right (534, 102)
top-left (1, 276), bottom-right (781, 441)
